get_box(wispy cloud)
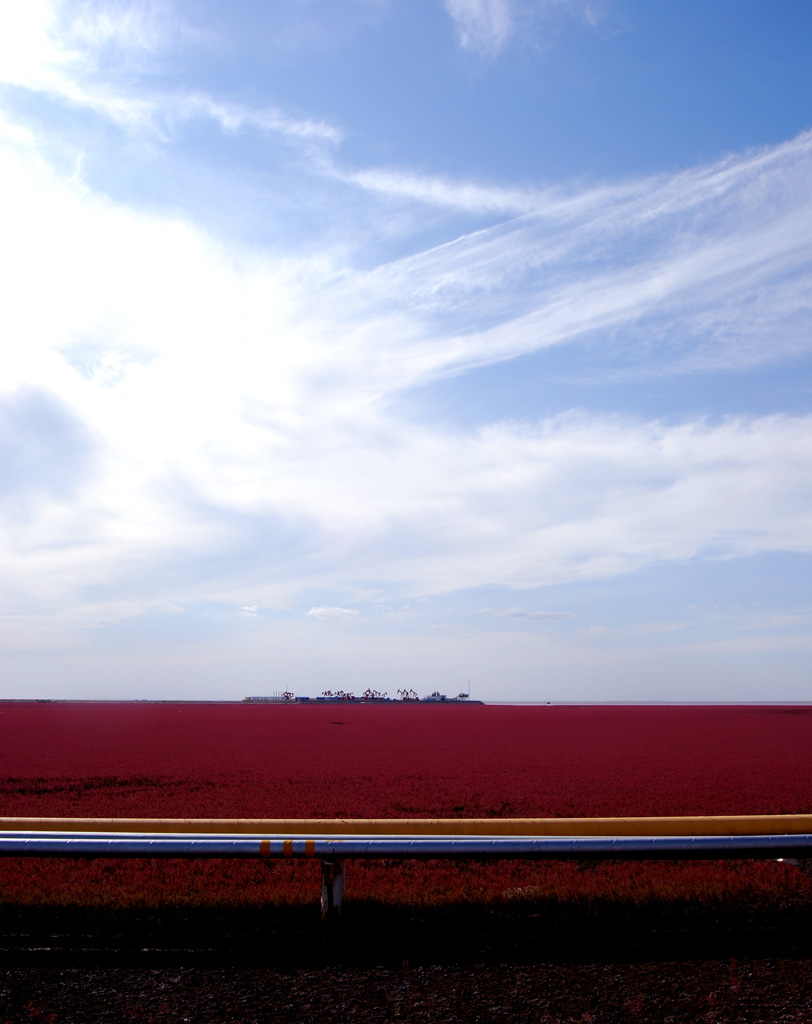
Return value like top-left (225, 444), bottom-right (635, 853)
top-left (1, 114), bottom-right (811, 635)
top-left (341, 165), bottom-right (547, 213)
top-left (444, 0), bottom-right (515, 56)
top-left (0, 0), bottom-right (340, 144)
top-left (177, 95), bottom-right (341, 144)
top-left (339, 131), bottom-right (812, 383)
top-left (476, 607), bottom-right (576, 620)
top-left (307, 607), bottom-right (361, 619)
top-left (0, 2), bottom-right (810, 662)
top-left (443, 0), bottom-right (608, 58)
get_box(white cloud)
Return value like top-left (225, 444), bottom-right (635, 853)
top-left (476, 607), bottom-right (576, 620)
top-left (0, 0), bottom-right (340, 143)
top-left (274, 412), bottom-right (812, 598)
top-left (443, 0), bottom-right (608, 58)
top-left (0, 117), bottom-right (810, 637)
top-left (179, 95), bottom-right (341, 144)
top-left (0, 8), bottom-right (810, 661)
top-left (343, 165), bottom-right (547, 213)
top-left (444, 0), bottom-right (515, 56)
top-left (307, 606), bottom-right (361, 619)
top-left (0, 0), bottom-right (169, 103)
top-left (339, 131), bottom-right (812, 383)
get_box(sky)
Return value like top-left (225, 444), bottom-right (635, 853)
top-left (0, 0), bottom-right (810, 702)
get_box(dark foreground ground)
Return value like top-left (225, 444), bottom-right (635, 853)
top-left (3, 959), bottom-right (812, 1023)
top-left (1, 902), bottom-right (812, 1021)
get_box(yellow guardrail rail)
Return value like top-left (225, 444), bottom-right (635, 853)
top-left (2, 814), bottom-right (811, 836)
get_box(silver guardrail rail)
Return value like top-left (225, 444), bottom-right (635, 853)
top-left (3, 816), bottom-right (810, 924)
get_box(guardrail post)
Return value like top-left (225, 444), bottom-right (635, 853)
top-left (321, 858), bottom-right (345, 929)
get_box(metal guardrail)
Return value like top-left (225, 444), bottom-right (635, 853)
top-left (3, 817), bottom-right (811, 924)
top-left (4, 814), bottom-right (812, 836)
top-left (3, 831), bottom-right (812, 859)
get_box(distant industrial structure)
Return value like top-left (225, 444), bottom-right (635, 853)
top-left (244, 689), bottom-right (478, 704)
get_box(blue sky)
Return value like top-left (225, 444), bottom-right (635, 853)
top-left (0, 0), bottom-right (810, 701)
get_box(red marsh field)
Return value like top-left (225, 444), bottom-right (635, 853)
top-left (1, 701), bottom-right (812, 911)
